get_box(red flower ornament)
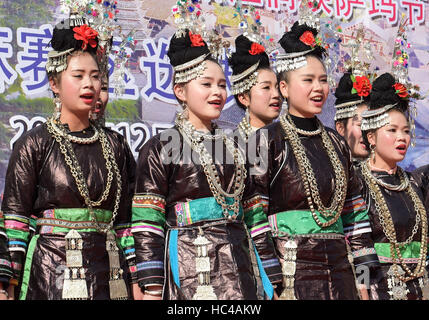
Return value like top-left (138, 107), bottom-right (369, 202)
top-left (189, 31), bottom-right (205, 47)
top-left (352, 76), bottom-right (372, 97)
top-left (249, 42), bottom-right (265, 55)
top-left (299, 31), bottom-right (316, 47)
top-left (393, 83), bottom-right (409, 98)
top-left (73, 25), bottom-right (98, 50)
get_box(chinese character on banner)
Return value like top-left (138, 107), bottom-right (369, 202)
top-left (315, 0), bottom-right (335, 17)
top-left (139, 37), bottom-right (176, 104)
top-left (266, 0), bottom-right (298, 12)
top-left (108, 37), bottom-right (139, 100)
top-left (0, 27), bottom-right (18, 94)
top-left (241, 0), bottom-right (264, 6)
top-left (335, 0), bottom-right (366, 20)
top-left (400, 0), bottom-right (424, 26)
top-left (368, 0), bottom-right (399, 25)
top-left (16, 24), bottom-right (53, 95)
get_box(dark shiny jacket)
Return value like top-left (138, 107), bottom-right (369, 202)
top-left (1, 122), bottom-right (136, 299)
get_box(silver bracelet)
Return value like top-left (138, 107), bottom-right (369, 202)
top-left (0, 289), bottom-right (8, 298)
top-left (144, 289), bottom-right (162, 296)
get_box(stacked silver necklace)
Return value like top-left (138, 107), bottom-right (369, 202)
top-left (175, 112), bottom-right (246, 219)
top-left (368, 164), bottom-right (410, 191)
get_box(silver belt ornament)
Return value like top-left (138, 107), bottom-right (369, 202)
top-left (192, 227), bottom-right (217, 300)
top-left (106, 231), bottom-right (128, 300)
top-left (62, 229), bottom-right (128, 300)
top-left (279, 239), bottom-right (297, 300)
top-left (62, 230), bottom-right (88, 299)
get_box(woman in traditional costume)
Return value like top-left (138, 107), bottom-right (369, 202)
top-left (249, 3), bottom-right (379, 300)
top-left (358, 72), bottom-right (429, 300)
top-left (0, 12), bottom-right (136, 300)
top-left (229, 30), bottom-right (281, 142)
top-left (334, 71), bottom-right (371, 162)
top-left (333, 26), bottom-right (373, 163)
top-left (131, 2), bottom-right (282, 300)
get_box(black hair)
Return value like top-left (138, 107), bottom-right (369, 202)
top-left (167, 29), bottom-right (221, 104)
top-left (276, 21), bottom-right (326, 87)
top-left (369, 72), bottom-right (408, 112)
top-left (228, 35), bottom-right (273, 109)
top-left (334, 71), bottom-right (370, 107)
top-left (361, 72), bottom-right (409, 150)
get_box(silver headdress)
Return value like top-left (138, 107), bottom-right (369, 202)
top-left (361, 103), bottom-right (398, 131)
top-left (334, 100), bottom-right (361, 121)
top-left (170, 0), bottom-right (211, 84)
top-left (391, 15), bottom-right (424, 146)
top-left (230, 61), bottom-right (260, 95)
top-left (230, 1), bottom-right (274, 95)
top-left (334, 25), bottom-right (374, 121)
top-left (86, 1), bottom-right (137, 96)
top-left (274, 0), bottom-right (321, 74)
top-left (46, 0), bottom-right (91, 75)
top-left (361, 17), bottom-right (423, 147)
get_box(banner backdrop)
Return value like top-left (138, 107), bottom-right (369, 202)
top-left (0, 0), bottom-right (428, 193)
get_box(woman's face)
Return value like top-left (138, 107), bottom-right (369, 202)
top-left (174, 60), bottom-right (227, 128)
top-left (368, 110), bottom-right (410, 167)
top-left (239, 68), bottom-right (281, 127)
top-left (94, 76), bottom-right (109, 119)
top-left (337, 104), bottom-right (369, 159)
top-left (279, 55), bottom-right (329, 118)
top-left (50, 51), bottom-right (101, 120)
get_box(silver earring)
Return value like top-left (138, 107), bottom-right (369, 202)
top-left (53, 96), bottom-right (62, 120)
top-left (177, 102), bottom-right (189, 121)
top-left (281, 99), bottom-right (288, 116)
top-left (89, 108), bottom-right (98, 121)
top-left (245, 107), bottom-right (250, 124)
top-left (370, 144), bottom-right (376, 162)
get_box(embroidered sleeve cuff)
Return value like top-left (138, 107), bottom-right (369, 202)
top-left (351, 247), bottom-right (380, 269)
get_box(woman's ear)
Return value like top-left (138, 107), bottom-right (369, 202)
top-left (173, 83), bottom-right (186, 104)
top-left (367, 130), bottom-right (376, 147)
top-left (279, 80), bottom-right (289, 100)
top-left (49, 76), bottom-right (60, 96)
top-left (335, 121), bottom-right (346, 137)
top-left (237, 93), bottom-right (250, 108)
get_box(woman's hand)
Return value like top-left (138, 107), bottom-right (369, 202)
top-left (0, 285), bottom-right (14, 300)
top-left (132, 283), bottom-right (144, 300)
top-left (142, 285), bottom-right (163, 300)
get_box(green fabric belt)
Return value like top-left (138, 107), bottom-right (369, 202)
top-left (37, 208), bottom-right (112, 233)
top-left (375, 241), bottom-right (428, 263)
top-left (268, 210), bottom-right (344, 235)
top-left (174, 197), bottom-right (243, 226)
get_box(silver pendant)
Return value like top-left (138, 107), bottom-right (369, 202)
top-left (279, 288), bottom-right (296, 300)
top-left (193, 285), bottom-right (217, 300)
top-left (106, 232), bottom-right (128, 300)
top-left (63, 230), bottom-right (88, 300)
top-left (279, 239), bottom-right (297, 300)
top-left (419, 270), bottom-right (429, 300)
top-left (387, 265), bottom-right (409, 300)
top-left (192, 229), bottom-right (217, 300)
top-left (282, 261), bottom-right (296, 276)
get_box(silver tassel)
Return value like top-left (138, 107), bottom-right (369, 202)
top-left (106, 232), bottom-right (129, 300)
top-left (278, 239), bottom-right (297, 300)
top-left (106, 232), bottom-right (128, 300)
top-left (62, 230), bottom-right (88, 300)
